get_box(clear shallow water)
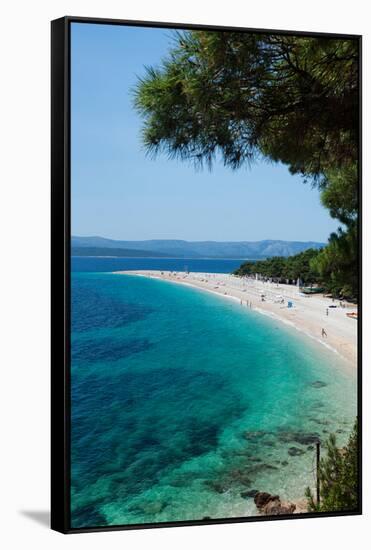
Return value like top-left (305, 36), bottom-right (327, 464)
top-left (71, 271), bottom-right (357, 528)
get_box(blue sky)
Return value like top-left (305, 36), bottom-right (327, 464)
top-left (71, 23), bottom-right (339, 242)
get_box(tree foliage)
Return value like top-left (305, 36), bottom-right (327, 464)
top-left (320, 164), bottom-right (358, 226)
top-left (234, 248), bottom-right (321, 285)
top-left (134, 32), bottom-right (358, 177)
top-left (305, 420), bottom-right (359, 513)
top-left (234, 240), bottom-right (357, 298)
top-left (310, 224), bottom-right (358, 299)
top-left (134, 31), bottom-right (359, 298)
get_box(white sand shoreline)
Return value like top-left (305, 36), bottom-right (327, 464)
top-left (113, 270), bottom-right (357, 370)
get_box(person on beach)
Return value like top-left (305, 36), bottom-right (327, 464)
top-left (326, 308), bottom-right (329, 316)
top-left (322, 328), bottom-right (327, 338)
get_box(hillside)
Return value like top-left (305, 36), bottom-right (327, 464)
top-left (71, 236), bottom-right (324, 259)
top-left (71, 247), bottom-right (171, 258)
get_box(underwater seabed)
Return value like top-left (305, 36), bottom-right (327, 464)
top-left (70, 272), bottom-right (357, 527)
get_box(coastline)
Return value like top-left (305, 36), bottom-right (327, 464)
top-left (113, 270), bottom-right (357, 369)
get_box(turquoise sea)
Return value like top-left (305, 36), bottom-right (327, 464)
top-left (71, 256), bottom-right (245, 274)
top-left (71, 259), bottom-right (357, 528)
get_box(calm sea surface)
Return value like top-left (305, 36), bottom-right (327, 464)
top-left (71, 256), bottom-right (245, 273)
top-left (71, 258), bottom-right (356, 528)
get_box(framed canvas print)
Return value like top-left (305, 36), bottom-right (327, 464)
top-left (51, 16), bottom-right (362, 533)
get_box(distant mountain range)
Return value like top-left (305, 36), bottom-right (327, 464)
top-left (72, 246), bottom-right (172, 258)
top-left (72, 236), bottom-right (324, 259)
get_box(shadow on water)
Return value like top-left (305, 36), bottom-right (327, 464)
top-left (20, 510), bottom-right (50, 528)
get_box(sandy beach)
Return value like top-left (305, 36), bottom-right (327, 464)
top-left (114, 270), bottom-right (358, 368)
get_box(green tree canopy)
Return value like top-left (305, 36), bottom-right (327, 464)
top-left (310, 224), bottom-right (358, 298)
top-left (320, 164), bottom-right (358, 226)
top-left (306, 420), bottom-right (359, 513)
top-left (234, 248), bottom-right (321, 286)
top-left (134, 31), bottom-right (358, 181)
top-left (134, 31), bottom-right (359, 298)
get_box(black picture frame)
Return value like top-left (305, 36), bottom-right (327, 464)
top-left (51, 15), bottom-right (362, 534)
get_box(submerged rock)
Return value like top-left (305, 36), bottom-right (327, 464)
top-left (243, 430), bottom-right (269, 441)
top-left (204, 480), bottom-right (229, 494)
top-left (246, 463), bottom-right (278, 476)
top-left (169, 471), bottom-right (199, 487)
top-left (262, 440), bottom-right (276, 447)
top-left (131, 500), bottom-right (167, 514)
top-left (310, 380), bottom-right (328, 388)
top-left (277, 431), bottom-right (293, 443)
top-left (241, 489), bottom-right (259, 499)
top-left (228, 469), bottom-right (252, 486)
top-left (295, 433), bottom-right (320, 445)
top-left (288, 446), bottom-right (305, 456)
top-left (309, 417), bottom-right (330, 426)
top-left (277, 431), bottom-right (320, 446)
